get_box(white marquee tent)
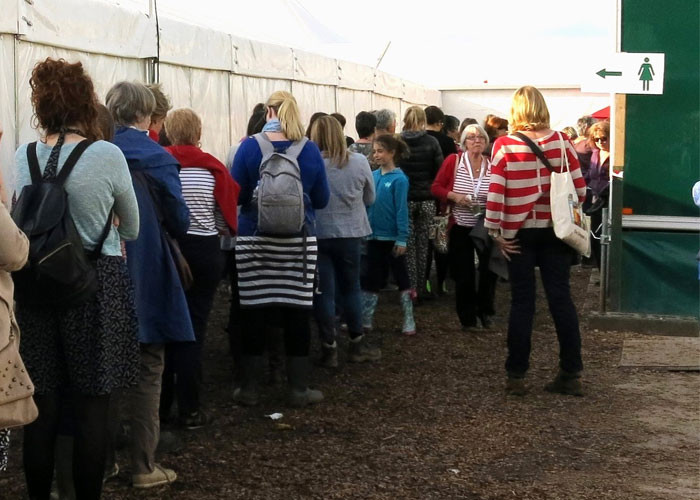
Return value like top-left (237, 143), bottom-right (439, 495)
top-left (0, 0), bottom-right (441, 191)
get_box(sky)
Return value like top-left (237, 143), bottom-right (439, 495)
top-left (136, 0), bottom-right (617, 88)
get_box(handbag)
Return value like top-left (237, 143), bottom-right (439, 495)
top-left (0, 303), bottom-right (38, 429)
top-left (430, 205), bottom-right (451, 254)
top-left (514, 133), bottom-right (591, 257)
top-left (164, 232), bottom-right (194, 290)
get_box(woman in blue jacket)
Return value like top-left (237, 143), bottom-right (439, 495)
top-left (232, 91), bottom-right (329, 408)
top-left (107, 81), bottom-right (192, 489)
top-left (362, 134), bottom-right (416, 336)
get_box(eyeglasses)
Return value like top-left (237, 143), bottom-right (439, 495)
top-left (466, 135), bottom-right (486, 142)
top-left (594, 137), bottom-right (608, 143)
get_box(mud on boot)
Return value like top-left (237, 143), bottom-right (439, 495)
top-left (347, 334), bottom-right (381, 363)
top-left (286, 356), bottom-right (323, 408)
top-left (545, 369), bottom-right (584, 397)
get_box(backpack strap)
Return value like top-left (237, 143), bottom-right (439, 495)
top-left (54, 140), bottom-right (92, 186)
top-left (284, 137), bottom-right (308, 159)
top-left (513, 132), bottom-right (554, 173)
top-left (253, 133), bottom-right (275, 158)
top-left (89, 209), bottom-right (114, 259)
top-left (26, 142), bottom-right (43, 184)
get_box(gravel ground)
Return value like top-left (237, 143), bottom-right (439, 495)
top-left (1, 265), bottom-right (698, 499)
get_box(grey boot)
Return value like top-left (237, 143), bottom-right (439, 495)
top-left (286, 357), bottom-right (324, 408)
top-left (347, 335), bottom-right (381, 363)
top-left (317, 341), bottom-right (338, 368)
top-left (232, 356), bottom-right (264, 406)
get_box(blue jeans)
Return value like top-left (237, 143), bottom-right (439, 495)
top-left (505, 228), bottom-right (583, 376)
top-left (313, 238), bottom-right (363, 344)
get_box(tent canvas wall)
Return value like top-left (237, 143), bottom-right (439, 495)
top-left (0, 0), bottom-right (441, 194)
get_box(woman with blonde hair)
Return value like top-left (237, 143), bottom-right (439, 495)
top-left (485, 86), bottom-right (587, 397)
top-left (399, 106), bottom-right (443, 302)
top-left (232, 91), bottom-right (329, 407)
top-left (310, 116), bottom-right (376, 367)
top-left (585, 121), bottom-right (611, 268)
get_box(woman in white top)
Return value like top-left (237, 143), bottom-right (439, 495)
top-left (431, 124), bottom-right (497, 330)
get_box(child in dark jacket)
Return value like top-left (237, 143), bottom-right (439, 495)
top-left (361, 134), bottom-right (416, 335)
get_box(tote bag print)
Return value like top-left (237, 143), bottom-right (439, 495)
top-left (549, 135), bottom-right (591, 257)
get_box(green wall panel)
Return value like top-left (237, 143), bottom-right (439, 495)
top-left (620, 231), bottom-right (699, 318)
top-left (621, 0), bottom-right (699, 217)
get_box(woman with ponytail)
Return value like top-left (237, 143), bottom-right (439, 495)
top-left (231, 91), bottom-right (330, 408)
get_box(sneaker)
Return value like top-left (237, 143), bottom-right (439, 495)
top-left (180, 410), bottom-right (211, 430)
top-left (544, 371), bottom-right (584, 397)
top-left (505, 376), bottom-right (527, 396)
top-left (132, 464), bottom-right (177, 489)
top-left (348, 336), bottom-right (381, 363)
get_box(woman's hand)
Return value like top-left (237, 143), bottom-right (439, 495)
top-left (448, 191), bottom-right (472, 207)
top-left (392, 244), bottom-right (406, 257)
top-left (494, 236), bottom-right (520, 261)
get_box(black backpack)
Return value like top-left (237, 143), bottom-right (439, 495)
top-left (12, 140), bottom-right (112, 307)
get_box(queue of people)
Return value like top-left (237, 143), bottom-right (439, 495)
top-left (0, 56), bottom-right (603, 499)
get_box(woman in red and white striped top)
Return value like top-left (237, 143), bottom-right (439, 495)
top-left (431, 123), bottom-right (498, 330)
top-left (485, 86), bottom-right (586, 397)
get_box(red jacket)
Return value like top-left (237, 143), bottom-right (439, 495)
top-left (431, 152), bottom-right (463, 223)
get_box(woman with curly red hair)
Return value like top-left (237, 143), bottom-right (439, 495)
top-left (13, 58), bottom-right (140, 499)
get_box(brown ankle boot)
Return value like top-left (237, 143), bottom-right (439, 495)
top-left (544, 370), bottom-right (584, 397)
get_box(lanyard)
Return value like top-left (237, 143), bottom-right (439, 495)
top-left (461, 153), bottom-right (486, 199)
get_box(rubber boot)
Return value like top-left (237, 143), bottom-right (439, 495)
top-left (286, 357), bottom-right (324, 408)
top-left (232, 356), bottom-right (263, 406)
top-left (399, 290), bottom-right (416, 335)
top-left (361, 292), bottom-right (379, 331)
top-left (544, 369), bottom-right (584, 397)
top-left (347, 335), bottom-right (381, 363)
top-left (317, 341), bottom-right (338, 368)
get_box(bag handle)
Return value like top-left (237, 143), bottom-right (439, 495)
top-left (513, 132), bottom-right (554, 173)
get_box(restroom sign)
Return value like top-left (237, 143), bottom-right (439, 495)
top-left (581, 53), bottom-right (665, 95)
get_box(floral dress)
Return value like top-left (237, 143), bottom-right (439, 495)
top-left (0, 428), bottom-right (9, 472)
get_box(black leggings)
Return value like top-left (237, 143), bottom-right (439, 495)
top-left (239, 307), bottom-right (311, 357)
top-left (23, 392), bottom-right (110, 500)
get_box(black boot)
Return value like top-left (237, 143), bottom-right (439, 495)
top-left (232, 356), bottom-right (264, 406)
top-left (286, 357), bottom-right (323, 408)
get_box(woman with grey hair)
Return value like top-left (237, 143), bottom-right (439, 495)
top-left (431, 123), bottom-right (497, 330)
top-left (107, 80), bottom-right (192, 489)
top-left (373, 108), bottom-right (397, 135)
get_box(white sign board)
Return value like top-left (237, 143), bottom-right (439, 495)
top-left (581, 52), bottom-right (665, 95)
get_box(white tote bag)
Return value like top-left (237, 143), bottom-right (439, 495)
top-left (549, 133), bottom-right (591, 257)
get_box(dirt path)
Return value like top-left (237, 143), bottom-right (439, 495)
top-left (1, 266), bottom-right (698, 499)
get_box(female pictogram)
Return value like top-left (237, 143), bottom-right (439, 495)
top-left (638, 57), bottom-right (655, 91)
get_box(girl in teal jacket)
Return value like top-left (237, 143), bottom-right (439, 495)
top-left (362, 134), bottom-right (416, 335)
